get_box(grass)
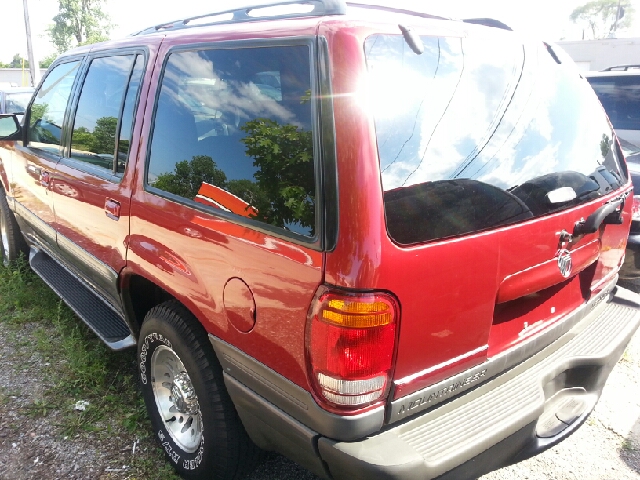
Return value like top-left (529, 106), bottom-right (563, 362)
top-left (0, 257), bottom-right (180, 479)
top-left (621, 438), bottom-right (636, 451)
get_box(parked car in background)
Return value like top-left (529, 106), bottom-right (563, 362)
top-left (0, 87), bottom-right (35, 122)
top-left (0, 2), bottom-right (639, 479)
top-left (619, 158), bottom-right (640, 286)
top-left (585, 68), bottom-right (640, 286)
top-left (585, 67), bottom-right (640, 151)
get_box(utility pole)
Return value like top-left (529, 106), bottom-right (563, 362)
top-left (22, 0), bottom-right (40, 87)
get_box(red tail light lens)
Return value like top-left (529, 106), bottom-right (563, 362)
top-left (306, 287), bottom-right (399, 410)
top-left (632, 195), bottom-right (640, 221)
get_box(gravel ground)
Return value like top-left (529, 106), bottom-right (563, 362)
top-left (1, 301), bottom-right (639, 480)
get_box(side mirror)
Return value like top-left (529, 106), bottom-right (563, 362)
top-left (0, 114), bottom-right (21, 140)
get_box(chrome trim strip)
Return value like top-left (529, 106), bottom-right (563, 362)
top-left (395, 345), bottom-right (489, 386)
top-left (387, 278), bottom-right (617, 424)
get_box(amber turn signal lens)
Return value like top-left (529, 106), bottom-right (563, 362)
top-left (322, 298), bottom-right (393, 328)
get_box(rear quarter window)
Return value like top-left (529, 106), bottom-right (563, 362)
top-left (365, 34), bottom-right (626, 245)
top-left (145, 44), bottom-right (316, 239)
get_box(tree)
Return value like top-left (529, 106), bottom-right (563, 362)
top-left (240, 119), bottom-right (315, 230)
top-left (39, 53), bottom-right (58, 69)
top-left (570, 0), bottom-right (634, 39)
top-left (10, 54), bottom-right (28, 69)
top-left (154, 156), bottom-right (228, 200)
top-left (49, 0), bottom-right (112, 53)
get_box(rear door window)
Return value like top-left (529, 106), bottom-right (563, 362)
top-left (146, 44), bottom-right (316, 238)
top-left (365, 34), bottom-right (626, 245)
top-left (69, 53), bottom-right (144, 175)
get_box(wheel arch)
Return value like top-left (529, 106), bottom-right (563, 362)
top-left (120, 272), bottom-right (175, 337)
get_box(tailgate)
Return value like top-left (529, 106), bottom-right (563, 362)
top-left (359, 28), bottom-right (632, 400)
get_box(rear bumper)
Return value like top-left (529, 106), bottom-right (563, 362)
top-left (212, 285), bottom-right (640, 480)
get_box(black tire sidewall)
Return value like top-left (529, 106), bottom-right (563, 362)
top-left (0, 189), bottom-right (26, 266)
top-left (138, 316), bottom-right (214, 477)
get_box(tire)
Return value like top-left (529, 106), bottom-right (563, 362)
top-left (0, 188), bottom-right (28, 267)
top-left (138, 300), bottom-right (262, 480)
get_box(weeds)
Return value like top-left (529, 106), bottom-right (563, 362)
top-left (0, 257), bottom-right (178, 478)
top-left (621, 438), bottom-right (636, 451)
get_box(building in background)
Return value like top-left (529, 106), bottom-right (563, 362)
top-left (557, 38), bottom-right (640, 72)
top-left (0, 68), bottom-right (47, 87)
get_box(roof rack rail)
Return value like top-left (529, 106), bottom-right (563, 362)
top-left (132, 0), bottom-right (347, 36)
top-left (601, 64), bottom-right (640, 71)
top-left (463, 18), bottom-right (512, 31)
top-left (346, 2), bottom-right (447, 21)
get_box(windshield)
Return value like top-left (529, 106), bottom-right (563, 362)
top-left (4, 92), bottom-right (32, 114)
top-left (365, 34), bottom-right (626, 245)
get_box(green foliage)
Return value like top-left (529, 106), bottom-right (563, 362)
top-left (49, 0), bottom-right (112, 53)
top-left (0, 258), bottom-right (179, 477)
top-left (154, 155), bottom-right (228, 199)
top-left (39, 53), bottom-right (58, 69)
top-left (71, 116), bottom-right (117, 160)
top-left (10, 53), bottom-right (28, 68)
top-left (570, 0), bottom-right (635, 39)
top-left (152, 119), bottom-right (315, 232)
top-left (241, 118), bottom-right (315, 230)
top-left (92, 116), bottom-right (118, 153)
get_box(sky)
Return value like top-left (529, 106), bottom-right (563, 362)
top-left (2, 0), bottom-right (640, 65)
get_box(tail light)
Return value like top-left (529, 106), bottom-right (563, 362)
top-left (306, 286), bottom-right (399, 410)
top-left (632, 195), bottom-right (640, 221)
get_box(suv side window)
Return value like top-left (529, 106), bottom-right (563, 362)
top-left (70, 54), bottom-right (143, 173)
top-left (146, 45), bottom-right (316, 238)
top-left (28, 61), bottom-right (80, 155)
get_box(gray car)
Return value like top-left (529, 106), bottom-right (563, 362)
top-left (0, 87), bottom-right (34, 119)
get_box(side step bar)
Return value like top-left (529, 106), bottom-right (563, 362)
top-left (30, 249), bottom-right (135, 350)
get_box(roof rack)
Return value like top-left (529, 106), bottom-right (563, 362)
top-left (132, 0), bottom-right (347, 36)
top-left (462, 18), bottom-right (512, 31)
top-left (601, 64), bottom-right (640, 71)
top-left (346, 2), bottom-right (447, 21)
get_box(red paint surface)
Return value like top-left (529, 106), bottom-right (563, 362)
top-left (1, 13), bottom-right (632, 406)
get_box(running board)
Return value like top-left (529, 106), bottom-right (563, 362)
top-left (30, 250), bottom-right (135, 350)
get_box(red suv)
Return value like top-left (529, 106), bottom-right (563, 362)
top-left (0, 2), bottom-right (639, 479)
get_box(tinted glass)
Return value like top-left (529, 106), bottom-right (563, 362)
top-left (147, 45), bottom-right (315, 237)
top-left (365, 35), bottom-right (626, 245)
top-left (587, 75), bottom-right (640, 131)
top-left (117, 55), bottom-right (144, 173)
top-left (5, 92), bottom-right (32, 114)
top-left (29, 61), bottom-right (80, 154)
top-left (70, 55), bottom-right (134, 170)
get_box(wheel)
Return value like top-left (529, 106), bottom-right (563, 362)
top-left (0, 188), bottom-right (28, 267)
top-left (138, 300), bottom-right (262, 479)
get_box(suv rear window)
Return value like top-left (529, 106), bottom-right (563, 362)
top-left (587, 75), bottom-right (640, 131)
top-left (365, 35), bottom-right (626, 245)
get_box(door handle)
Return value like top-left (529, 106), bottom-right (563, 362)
top-left (40, 170), bottom-right (52, 189)
top-left (105, 198), bottom-right (121, 220)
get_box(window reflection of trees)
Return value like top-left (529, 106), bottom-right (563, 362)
top-left (153, 117), bottom-right (315, 235)
top-left (71, 116), bottom-right (119, 170)
top-left (148, 46), bottom-right (316, 237)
